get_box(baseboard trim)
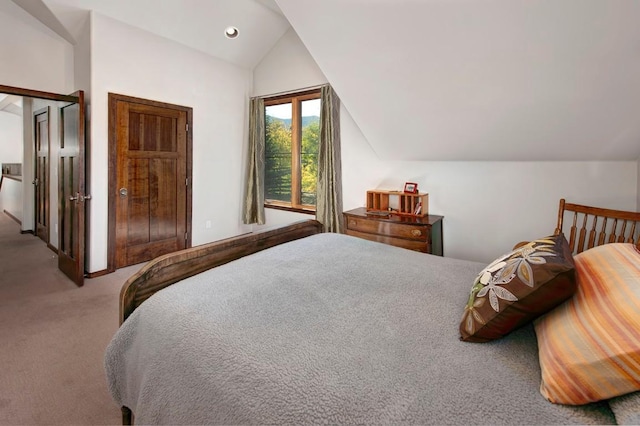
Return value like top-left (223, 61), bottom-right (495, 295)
top-left (47, 243), bottom-right (58, 254)
top-left (3, 210), bottom-right (21, 225)
top-left (86, 269), bottom-right (110, 278)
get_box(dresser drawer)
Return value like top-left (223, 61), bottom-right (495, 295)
top-left (342, 208), bottom-right (444, 256)
top-left (345, 216), bottom-right (429, 242)
top-left (345, 229), bottom-right (429, 252)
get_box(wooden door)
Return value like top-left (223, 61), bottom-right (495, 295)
top-left (34, 107), bottom-right (50, 243)
top-left (109, 94), bottom-right (191, 269)
top-left (58, 91), bottom-right (86, 286)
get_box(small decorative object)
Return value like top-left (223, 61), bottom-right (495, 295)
top-left (404, 182), bottom-right (418, 194)
top-left (366, 189), bottom-right (428, 217)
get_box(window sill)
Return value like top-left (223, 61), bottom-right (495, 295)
top-left (265, 203), bottom-right (315, 215)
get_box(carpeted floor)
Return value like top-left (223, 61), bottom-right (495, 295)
top-left (0, 212), bottom-right (143, 425)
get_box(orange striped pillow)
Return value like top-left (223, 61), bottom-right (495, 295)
top-left (534, 243), bottom-right (640, 405)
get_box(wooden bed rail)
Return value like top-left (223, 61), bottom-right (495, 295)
top-left (555, 198), bottom-right (640, 255)
top-left (119, 219), bottom-right (323, 325)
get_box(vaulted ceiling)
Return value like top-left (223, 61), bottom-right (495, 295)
top-left (10, 0), bottom-right (640, 161)
top-left (37, 0), bottom-right (291, 70)
top-left (0, 94), bottom-right (22, 116)
top-left (276, 0), bottom-right (640, 161)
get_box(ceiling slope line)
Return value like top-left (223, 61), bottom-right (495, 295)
top-left (11, 0), bottom-right (76, 45)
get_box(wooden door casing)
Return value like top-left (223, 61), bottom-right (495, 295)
top-left (109, 94), bottom-right (192, 270)
top-left (34, 107), bottom-right (50, 243)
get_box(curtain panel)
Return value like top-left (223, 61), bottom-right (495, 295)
top-left (316, 85), bottom-right (343, 233)
top-left (242, 97), bottom-right (266, 225)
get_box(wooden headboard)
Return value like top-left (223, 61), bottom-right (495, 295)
top-left (554, 198), bottom-right (640, 255)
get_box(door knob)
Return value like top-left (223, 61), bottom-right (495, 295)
top-left (119, 188), bottom-right (128, 197)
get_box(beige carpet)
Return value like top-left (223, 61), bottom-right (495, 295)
top-left (0, 213), bottom-right (143, 425)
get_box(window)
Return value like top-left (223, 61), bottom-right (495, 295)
top-left (264, 89), bottom-right (321, 212)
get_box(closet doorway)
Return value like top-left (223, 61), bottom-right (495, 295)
top-left (108, 93), bottom-right (193, 270)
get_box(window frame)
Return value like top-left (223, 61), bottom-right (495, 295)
top-left (263, 88), bottom-right (321, 214)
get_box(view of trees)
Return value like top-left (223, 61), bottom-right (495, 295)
top-left (264, 114), bottom-right (319, 206)
top-left (300, 119), bottom-right (319, 205)
top-left (265, 115), bottom-right (292, 203)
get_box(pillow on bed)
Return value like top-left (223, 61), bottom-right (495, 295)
top-left (534, 243), bottom-right (640, 405)
top-left (459, 233), bottom-right (576, 342)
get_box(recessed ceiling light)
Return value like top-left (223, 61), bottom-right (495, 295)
top-left (224, 26), bottom-right (239, 39)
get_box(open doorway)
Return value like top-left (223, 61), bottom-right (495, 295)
top-left (0, 84), bottom-right (87, 286)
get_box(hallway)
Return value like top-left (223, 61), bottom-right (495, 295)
top-left (0, 213), bottom-right (76, 303)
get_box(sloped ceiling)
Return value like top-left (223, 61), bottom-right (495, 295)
top-left (40, 0), bottom-right (290, 70)
top-left (12, 0), bottom-right (640, 161)
top-left (276, 0), bottom-right (640, 161)
top-left (0, 94), bottom-right (22, 116)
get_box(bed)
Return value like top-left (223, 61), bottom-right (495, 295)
top-left (105, 199), bottom-right (640, 425)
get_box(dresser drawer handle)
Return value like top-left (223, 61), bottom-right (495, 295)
top-left (349, 220), bottom-right (357, 227)
top-left (411, 229), bottom-right (423, 237)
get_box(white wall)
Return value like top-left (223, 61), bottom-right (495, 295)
top-left (0, 1), bottom-right (75, 233)
top-left (254, 27), bottom-right (639, 263)
top-left (0, 1), bottom-right (74, 94)
top-left (0, 103), bottom-right (22, 222)
top-left (253, 28), bottom-right (328, 97)
top-left (1, 178), bottom-right (22, 220)
top-left (637, 157), bottom-right (640, 212)
top-left (374, 161), bottom-right (636, 263)
top-left (74, 14), bottom-right (92, 269)
top-left (0, 112), bottom-right (22, 162)
top-left (0, 110), bottom-right (22, 215)
top-left (87, 13), bottom-right (253, 272)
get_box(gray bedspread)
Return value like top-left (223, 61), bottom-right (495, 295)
top-left (105, 233), bottom-right (615, 424)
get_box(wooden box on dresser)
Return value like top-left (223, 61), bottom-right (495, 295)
top-left (343, 207), bottom-right (444, 255)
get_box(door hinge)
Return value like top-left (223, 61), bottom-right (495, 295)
top-left (186, 123), bottom-right (189, 132)
top-left (184, 232), bottom-right (188, 241)
top-left (186, 177), bottom-right (189, 186)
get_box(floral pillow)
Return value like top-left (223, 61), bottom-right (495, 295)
top-left (460, 234), bottom-right (576, 342)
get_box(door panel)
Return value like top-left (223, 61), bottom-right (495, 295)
top-left (113, 97), bottom-right (189, 268)
top-left (34, 107), bottom-right (49, 243)
top-left (58, 91), bottom-right (86, 286)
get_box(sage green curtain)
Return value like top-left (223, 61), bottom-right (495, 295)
top-left (316, 85), bottom-right (343, 233)
top-left (242, 98), bottom-right (266, 225)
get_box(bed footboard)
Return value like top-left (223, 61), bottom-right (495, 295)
top-left (119, 219), bottom-right (323, 325)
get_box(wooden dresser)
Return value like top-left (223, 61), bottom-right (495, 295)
top-left (343, 207), bottom-right (444, 255)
